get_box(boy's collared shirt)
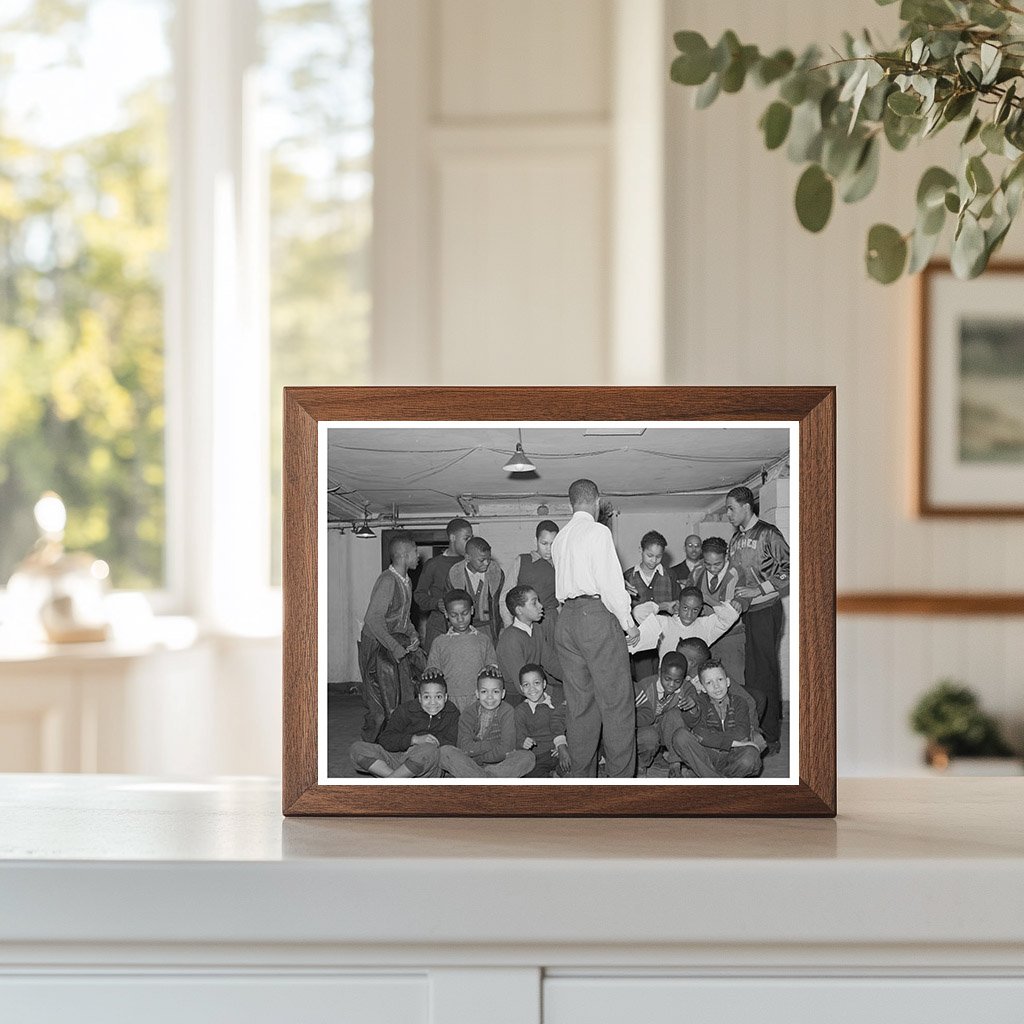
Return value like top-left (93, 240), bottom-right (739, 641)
top-left (515, 691), bottom-right (568, 750)
top-left (512, 619), bottom-right (533, 636)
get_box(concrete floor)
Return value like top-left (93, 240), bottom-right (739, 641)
top-left (327, 685), bottom-right (791, 781)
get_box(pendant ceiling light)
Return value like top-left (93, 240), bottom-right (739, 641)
top-left (354, 506), bottom-right (376, 538)
top-left (502, 429), bottom-right (536, 474)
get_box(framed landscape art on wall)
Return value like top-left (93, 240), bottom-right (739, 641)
top-left (918, 262), bottom-right (1024, 517)
top-left (282, 387), bottom-right (836, 817)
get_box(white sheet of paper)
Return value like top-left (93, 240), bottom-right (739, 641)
top-left (632, 600), bottom-right (659, 624)
top-left (632, 612), bottom-right (664, 653)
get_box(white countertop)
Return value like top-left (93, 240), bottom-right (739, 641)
top-left (1, 775), bottom-right (1022, 955)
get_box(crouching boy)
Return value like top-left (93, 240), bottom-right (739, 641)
top-left (514, 664), bottom-right (570, 777)
top-left (439, 666), bottom-right (535, 778)
top-left (633, 651), bottom-right (695, 775)
top-left (349, 671), bottom-right (459, 778)
top-left (667, 659), bottom-right (763, 778)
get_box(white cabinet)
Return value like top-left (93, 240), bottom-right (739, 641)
top-left (1, 777), bottom-right (1022, 1023)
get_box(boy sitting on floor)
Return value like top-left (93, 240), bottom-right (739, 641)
top-left (427, 589), bottom-right (497, 712)
top-left (348, 670), bottom-right (459, 779)
top-left (665, 659), bottom-right (764, 779)
top-left (633, 651), bottom-right (697, 776)
top-left (439, 666), bottom-right (535, 778)
top-left (514, 663), bottom-right (570, 778)
top-left (676, 637), bottom-right (763, 749)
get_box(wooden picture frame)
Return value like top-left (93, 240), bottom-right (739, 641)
top-left (283, 387), bottom-right (836, 817)
top-left (917, 261), bottom-right (1024, 517)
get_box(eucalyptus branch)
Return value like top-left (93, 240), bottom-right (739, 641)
top-left (670, 2), bottom-right (1024, 283)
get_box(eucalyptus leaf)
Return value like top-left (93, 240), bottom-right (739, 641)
top-left (995, 82), bottom-right (1017, 124)
top-left (967, 155), bottom-right (994, 195)
top-left (917, 166), bottom-right (957, 210)
top-left (944, 190), bottom-right (960, 213)
top-left (962, 115), bottom-right (983, 145)
top-left (694, 73), bottom-right (721, 109)
top-left (779, 74), bottom-right (807, 106)
top-left (981, 122), bottom-right (1005, 155)
top-left (908, 221), bottom-right (942, 273)
top-left (888, 91), bottom-right (921, 115)
top-left (866, 223), bottom-right (908, 283)
top-left (970, 2), bottom-right (1009, 30)
top-left (787, 100), bottom-right (823, 162)
top-left (980, 42), bottom-right (1002, 87)
top-left (754, 49), bottom-right (795, 87)
top-left (842, 137), bottom-right (880, 203)
top-left (710, 32), bottom-right (739, 74)
top-left (921, 200), bottom-right (946, 235)
top-left (760, 101), bottom-right (793, 150)
top-left (951, 211), bottom-right (986, 278)
top-left (795, 164), bottom-right (834, 232)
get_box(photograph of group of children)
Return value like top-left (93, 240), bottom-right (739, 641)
top-left (321, 423), bottom-right (796, 785)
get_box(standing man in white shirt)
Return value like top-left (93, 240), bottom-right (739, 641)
top-left (552, 479), bottom-right (641, 778)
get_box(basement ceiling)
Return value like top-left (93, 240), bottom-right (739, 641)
top-left (326, 425), bottom-right (790, 525)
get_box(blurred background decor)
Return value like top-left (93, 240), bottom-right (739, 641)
top-left (910, 678), bottom-right (1020, 772)
top-left (5, 492), bottom-right (110, 645)
top-left (917, 261), bottom-right (1024, 515)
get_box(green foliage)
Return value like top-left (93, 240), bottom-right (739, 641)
top-left (670, 0), bottom-right (1024, 282)
top-left (909, 680), bottom-right (1015, 756)
top-left (0, 3), bottom-right (168, 588)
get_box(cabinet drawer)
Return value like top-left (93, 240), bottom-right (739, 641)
top-left (544, 977), bottom-right (1024, 1023)
top-left (0, 974), bottom-right (427, 1024)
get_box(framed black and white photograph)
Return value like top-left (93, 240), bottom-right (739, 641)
top-left (283, 387), bottom-right (835, 816)
top-left (918, 261), bottom-right (1024, 517)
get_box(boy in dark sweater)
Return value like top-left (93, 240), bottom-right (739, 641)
top-left (514, 663), bottom-right (570, 777)
top-left (349, 672), bottom-right (459, 778)
top-left (426, 589), bottom-right (497, 712)
top-left (414, 517), bottom-right (473, 655)
top-left (438, 667), bottom-right (535, 778)
top-left (667, 659), bottom-right (763, 778)
top-left (496, 585), bottom-right (549, 705)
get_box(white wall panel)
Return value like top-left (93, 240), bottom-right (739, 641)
top-left (665, 0), bottom-right (1024, 773)
top-left (438, 0), bottom-right (610, 120)
top-left (436, 151), bottom-right (608, 383)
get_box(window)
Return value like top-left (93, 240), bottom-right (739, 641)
top-left (0, 0), bottom-right (373, 619)
top-left (261, 0), bottom-right (372, 582)
top-left (0, 0), bottom-right (172, 589)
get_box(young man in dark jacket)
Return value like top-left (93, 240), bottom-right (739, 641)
top-left (348, 672), bottom-right (459, 778)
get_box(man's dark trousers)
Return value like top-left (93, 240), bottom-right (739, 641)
top-left (555, 597), bottom-right (636, 777)
top-left (743, 600), bottom-right (784, 743)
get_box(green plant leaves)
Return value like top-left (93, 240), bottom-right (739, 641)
top-left (888, 90), bottom-right (921, 115)
top-left (952, 211), bottom-right (986, 278)
top-left (760, 102), bottom-right (792, 150)
top-left (917, 166), bottom-right (957, 210)
top-left (672, 31), bottom-right (712, 85)
top-left (668, 13), bottom-right (1024, 284)
top-left (866, 224), bottom-right (907, 283)
top-left (842, 137), bottom-right (880, 202)
top-left (795, 164), bottom-right (834, 231)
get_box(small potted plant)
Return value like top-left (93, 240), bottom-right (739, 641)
top-left (910, 680), bottom-right (1018, 773)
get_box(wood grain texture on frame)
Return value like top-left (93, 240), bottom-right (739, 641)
top-left (282, 387), bottom-right (837, 817)
top-left (838, 592), bottom-right (1024, 615)
top-left (916, 261), bottom-right (1024, 518)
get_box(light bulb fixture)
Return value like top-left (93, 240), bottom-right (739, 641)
top-left (354, 506), bottom-right (376, 539)
top-left (502, 429), bottom-right (536, 474)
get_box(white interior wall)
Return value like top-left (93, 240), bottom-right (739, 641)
top-left (664, 0), bottom-right (1024, 771)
